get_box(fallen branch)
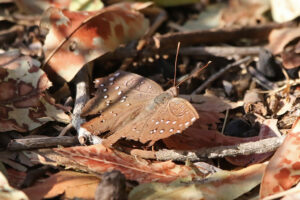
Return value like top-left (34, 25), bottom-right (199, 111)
top-left (131, 136), bottom-right (284, 162)
top-left (7, 136), bottom-right (79, 151)
top-left (153, 20), bottom-right (298, 50)
top-left (167, 46), bottom-right (262, 57)
top-left (71, 67), bottom-right (102, 145)
top-left (192, 56), bottom-right (252, 94)
top-left (71, 67), bottom-right (90, 143)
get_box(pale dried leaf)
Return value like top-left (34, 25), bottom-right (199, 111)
top-left (0, 52), bottom-right (70, 132)
top-left (42, 3), bottom-right (149, 82)
top-left (129, 163), bottom-right (267, 200)
top-left (260, 117), bottom-right (300, 198)
top-left (271, 0), bottom-right (300, 23)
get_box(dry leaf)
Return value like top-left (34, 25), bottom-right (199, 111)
top-left (271, 0), bottom-right (300, 23)
top-left (0, 52), bottom-right (70, 132)
top-left (268, 27), bottom-right (300, 55)
top-left (129, 162), bottom-right (267, 200)
top-left (52, 144), bottom-right (198, 183)
top-left (281, 48), bottom-right (300, 69)
top-left (41, 3), bottom-right (149, 82)
top-left (164, 119), bottom-right (278, 149)
top-left (164, 119), bottom-right (279, 166)
top-left (23, 171), bottom-right (99, 200)
top-left (0, 171), bottom-right (28, 200)
top-left (260, 117), bottom-right (300, 198)
top-left (15, 0), bottom-right (70, 14)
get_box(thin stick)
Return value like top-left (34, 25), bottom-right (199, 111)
top-left (72, 67), bottom-right (90, 143)
top-left (7, 136), bottom-right (79, 151)
top-left (156, 137), bottom-right (283, 162)
top-left (168, 46), bottom-right (262, 57)
top-left (221, 108), bottom-right (229, 134)
top-left (59, 123), bottom-right (73, 136)
top-left (130, 137), bottom-right (283, 162)
top-left (71, 66), bottom-right (102, 145)
top-left (177, 61), bottom-right (211, 87)
top-left (248, 66), bottom-right (277, 90)
top-left (192, 56), bottom-right (252, 94)
top-left (174, 42), bottom-right (180, 87)
top-left (155, 21), bottom-right (296, 51)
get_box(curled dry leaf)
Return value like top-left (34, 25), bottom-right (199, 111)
top-left (23, 171), bottom-right (99, 200)
top-left (0, 51), bottom-right (70, 132)
top-left (260, 117), bottom-right (300, 199)
top-left (53, 144), bottom-right (198, 183)
top-left (41, 3), bottom-right (149, 82)
top-left (129, 162), bottom-right (267, 200)
top-left (268, 27), bottom-right (300, 55)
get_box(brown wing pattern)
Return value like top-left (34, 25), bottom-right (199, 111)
top-left (103, 97), bottom-right (199, 146)
top-left (81, 70), bottom-right (164, 134)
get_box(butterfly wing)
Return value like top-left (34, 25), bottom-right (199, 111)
top-left (103, 97), bottom-right (199, 146)
top-left (81, 70), bottom-right (164, 135)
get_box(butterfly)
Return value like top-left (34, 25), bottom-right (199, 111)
top-left (80, 70), bottom-right (199, 146)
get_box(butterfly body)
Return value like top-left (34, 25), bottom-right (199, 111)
top-left (81, 70), bottom-right (199, 146)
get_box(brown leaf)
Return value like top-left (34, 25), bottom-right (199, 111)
top-left (41, 3), bottom-right (149, 82)
top-left (129, 163), bottom-right (267, 200)
top-left (23, 171), bottom-right (99, 200)
top-left (281, 48), bottom-right (300, 69)
top-left (0, 171), bottom-right (28, 200)
top-left (164, 119), bottom-right (279, 166)
top-left (260, 117), bottom-right (300, 198)
top-left (52, 144), bottom-right (198, 183)
top-left (268, 27), bottom-right (300, 54)
top-left (0, 51), bottom-right (70, 132)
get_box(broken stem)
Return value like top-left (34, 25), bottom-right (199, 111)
top-left (7, 136), bottom-right (79, 151)
top-left (131, 136), bottom-right (283, 162)
top-left (192, 56), bottom-right (252, 94)
top-left (71, 66), bottom-right (102, 145)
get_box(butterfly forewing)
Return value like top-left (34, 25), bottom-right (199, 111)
top-left (81, 70), bottom-right (164, 134)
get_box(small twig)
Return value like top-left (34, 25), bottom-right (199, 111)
top-left (7, 136), bottom-right (79, 151)
top-left (221, 108), bottom-right (229, 134)
top-left (154, 21), bottom-right (295, 50)
top-left (143, 7), bottom-right (167, 38)
top-left (155, 137), bottom-right (283, 162)
top-left (131, 137), bottom-right (283, 162)
top-left (167, 46), bottom-right (262, 57)
top-left (248, 66), bottom-right (277, 90)
top-left (258, 78), bottom-right (300, 94)
top-left (59, 123), bottom-right (73, 136)
top-left (72, 66), bottom-right (103, 145)
top-left (192, 56), bottom-right (252, 94)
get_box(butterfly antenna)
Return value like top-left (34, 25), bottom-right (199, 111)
top-left (176, 61), bottom-right (211, 87)
top-left (173, 42), bottom-right (181, 87)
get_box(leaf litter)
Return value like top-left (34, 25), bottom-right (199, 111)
top-left (0, 0), bottom-right (299, 200)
